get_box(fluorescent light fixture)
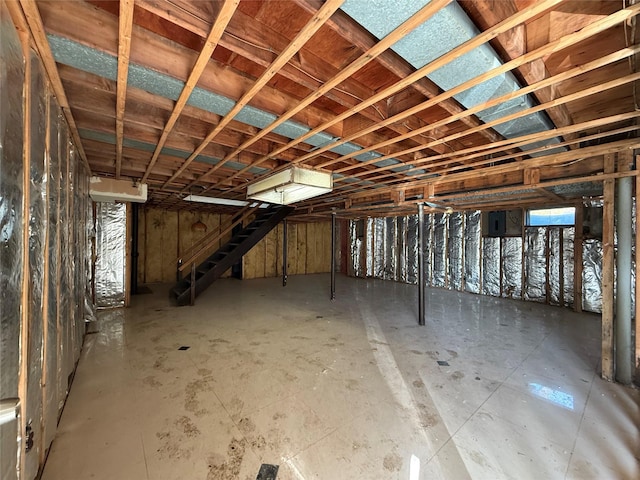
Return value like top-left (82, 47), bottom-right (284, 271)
top-left (183, 195), bottom-right (267, 208)
top-left (247, 166), bottom-right (333, 205)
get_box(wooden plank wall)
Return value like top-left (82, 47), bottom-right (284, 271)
top-left (139, 208), bottom-right (232, 283)
top-left (138, 207), bottom-right (332, 283)
top-left (243, 221), bottom-right (332, 279)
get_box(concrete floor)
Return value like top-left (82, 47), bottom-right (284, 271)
top-left (41, 274), bottom-right (639, 480)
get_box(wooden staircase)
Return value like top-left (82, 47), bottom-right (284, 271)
top-left (170, 205), bottom-right (293, 306)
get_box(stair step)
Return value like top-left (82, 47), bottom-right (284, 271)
top-left (170, 287), bottom-right (185, 298)
top-left (171, 206), bottom-right (292, 305)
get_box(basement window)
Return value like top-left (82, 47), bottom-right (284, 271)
top-left (526, 207), bottom-right (575, 226)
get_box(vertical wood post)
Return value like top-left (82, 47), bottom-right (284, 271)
top-left (574, 202), bottom-right (584, 312)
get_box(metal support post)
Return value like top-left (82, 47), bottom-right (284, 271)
top-left (282, 219), bottom-right (288, 287)
top-left (331, 212), bottom-right (336, 300)
top-left (418, 203), bottom-right (425, 326)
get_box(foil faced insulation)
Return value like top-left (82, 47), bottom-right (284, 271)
top-left (582, 239), bottom-right (603, 313)
top-left (0, 6), bottom-right (24, 478)
top-left (432, 213), bottom-right (448, 288)
top-left (502, 237), bottom-right (523, 299)
top-left (43, 97), bottom-right (61, 450)
top-left (25, 52), bottom-right (47, 477)
top-left (524, 227), bottom-right (547, 303)
top-left (464, 211), bottom-right (481, 294)
top-left (482, 237), bottom-right (500, 297)
top-left (348, 212), bottom-right (603, 314)
top-left (448, 213), bottom-right (464, 291)
top-left (407, 214), bottom-right (419, 285)
top-left (95, 202), bottom-right (127, 308)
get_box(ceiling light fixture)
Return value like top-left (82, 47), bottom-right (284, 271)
top-left (183, 195), bottom-right (267, 208)
top-left (246, 166), bottom-right (333, 205)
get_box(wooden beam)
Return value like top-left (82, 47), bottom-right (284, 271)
top-left (17, 17), bottom-right (31, 478)
top-left (356, 108), bottom-right (640, 186)
top-left (192, 0), bottom-right (452, 190)
top-left (331, 136), bottom-right (639, 204)
top-left (134, 1), bottom-right (413, 150)
top-left (333, 67), bottom-right (640, 176)
top-left (304, 160), bottom-right (638, 214)
top-left (17, 0), bottom-right (91, 174)
top-left (573, 200), bottom-right (583, 313)
top-left (141, 0), bottom-right (239, 183)
top-left (162, 0), bottom-right (344, 187)
top-left (294, 0), bottom-right (505, 145)
top-left (309, 0), bottom-right (629, 171)
top-left (115, 0), bottom-right (134, 179)
top-left (459, 0), bottom-right (575, 135)
top-left (602, 153), bottom-right (615, 381)
top-left (352, 115), bottom-right (640, 188)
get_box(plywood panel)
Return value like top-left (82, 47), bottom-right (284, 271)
top-left (320, 221), bottom-right (331, 273)
top-left (296, 223), bottom-right (307, 275)
top-left (137, 207), bottom-right (146, 285)
top-left (253, 238), bottom-right (267, 278)
top-left (161, 210), bottom-right (179, 282)
top-left (144, 208), bottom-right (162, 283)
top-left (287, 222), bottom-right (298, 274)
top-left (308, 223), bottom-right (320, 273)
top-left (178, 210), bottom-right (197, 257)
top-left (243, 241), bottom-right (258, 279)
top-left (265, 228), bottom-right (278, 278)
top-left (275, 223), bottom-right (284, 276)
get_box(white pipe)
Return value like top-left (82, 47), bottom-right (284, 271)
top-left (615, 176), bottom-right (633, 384)
top-left (0, 398), bottom-right (19, 426)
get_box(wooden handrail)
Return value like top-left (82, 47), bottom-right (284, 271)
top-left (177, 204), bottom-right (261, 273)
top-left (178, 203), bottom-right (252, 262)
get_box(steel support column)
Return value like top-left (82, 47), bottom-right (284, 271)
top-left (331, 212), bottom-right (336, 300)
top-left (282, 219), bottom-right (288, 287)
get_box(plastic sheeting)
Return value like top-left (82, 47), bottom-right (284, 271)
top-left (0, 5), bottom-right (24, 478)
top-left (95, 202), bottom-right (126, 308)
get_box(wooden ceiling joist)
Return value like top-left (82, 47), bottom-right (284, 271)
top-left (115, 0), bottom-right (134, 179)
top-left (161, 0), bottom-right (345, 188)
top-left (27, 0), bottom-right (640, 212)
top-left (141, 0), bottom-right (240, 183)
top-left (213, 0), bottom-right (562, 194)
